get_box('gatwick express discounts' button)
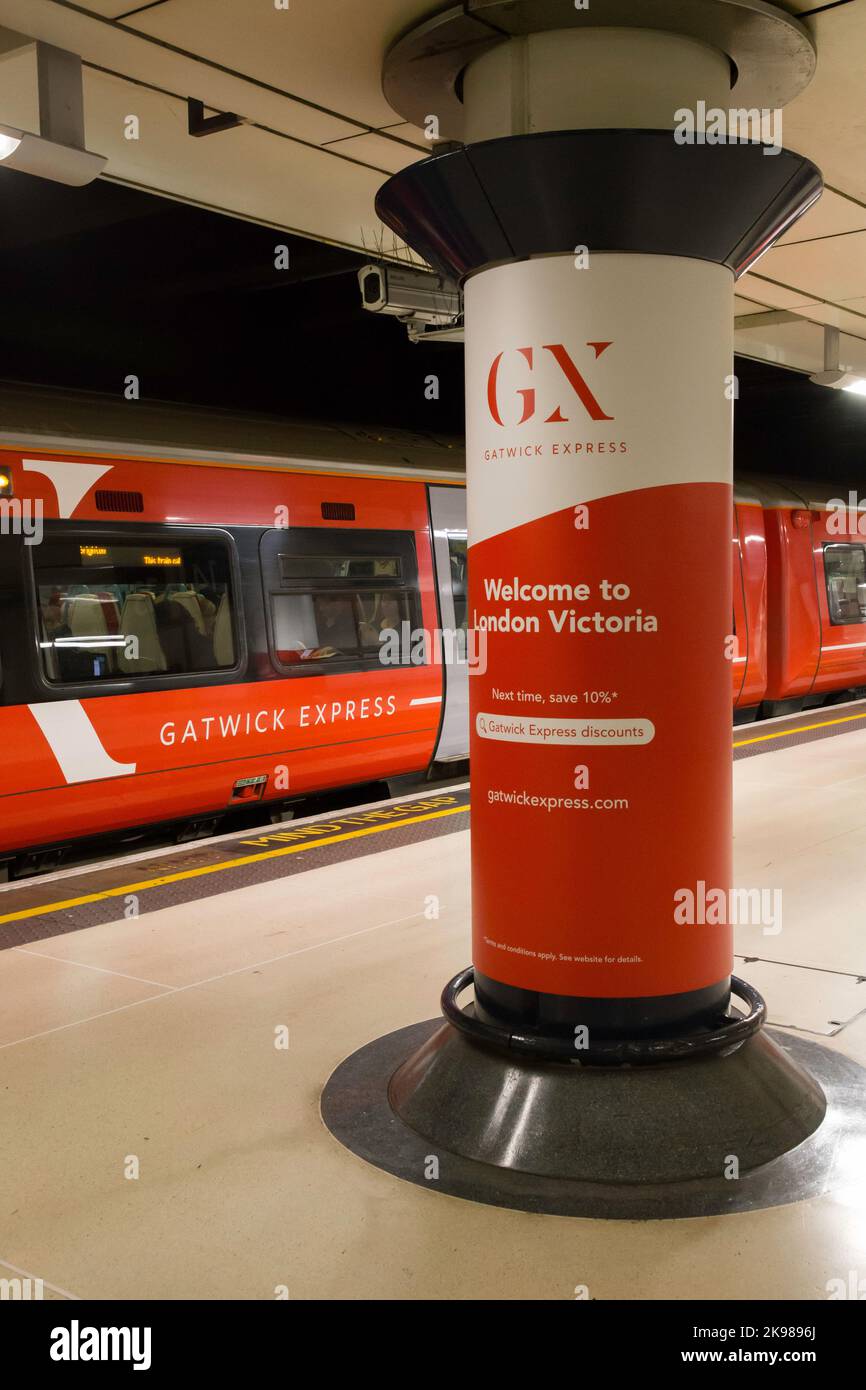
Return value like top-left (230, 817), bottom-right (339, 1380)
top-left (475, 714), bottom-right (655, 744)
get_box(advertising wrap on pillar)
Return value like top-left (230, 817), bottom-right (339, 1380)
top-left (466, 254), bottom-right (734, 1002)
top-left (321, 2), bottom-right (855, 1221)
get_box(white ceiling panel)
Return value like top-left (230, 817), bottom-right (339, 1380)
top-left (0, 1), bottom-right (369, 148)
top-left (735, 318), bottom-right (866, 375)
top-left (734, 322), bottom-right (823, 374)
top-left (735, 272), bottom-right (822, 310)
top-left (734, 293), bottom-right (774, 313)
top-left (793, 300), bottom-right (866, 339)
top-left (86, 66), bottom-right (388, 246)
top-left (74, 1), bottom-right (145, 15)
top-left (759, 231), bottom-right (866, 302)
top-left (315, 131), bottom-right (424, 178)
top-left (0, 0), bottom-right (430, 257)
top-left (129, 0), bottom-right (421, 132)
top-left (778, 186), bottom-right (866, 245)
top-left (783, 2), bottom-right (866, 205)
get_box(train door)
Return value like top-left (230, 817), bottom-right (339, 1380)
top-left (812, 518), bottom-right (866, 697)
top-left (762, 483), bottom-right (822, 710)
top-left (732, 506), bottom-right (748, 708)
top-left (732, 484), bottom-right (768, 716)
top-left (428, 485), bottom-right (469, 761)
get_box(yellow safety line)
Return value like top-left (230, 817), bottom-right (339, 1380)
top-left (733, 710), bottom-right (866, 748)
top-left (0, 804), bottom-right (469, 926)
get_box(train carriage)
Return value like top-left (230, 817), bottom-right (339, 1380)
top-left (0, 386), bottom-right (468, 871)
top-left (1, 384), bottom-right (865, 870)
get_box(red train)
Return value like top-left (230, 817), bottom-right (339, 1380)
top-left (0, 386), bottom-right (863, 872)
top-left (0, 388), bottom-right (469, 873)
top-left (732, 477), bottom-right (866, 718)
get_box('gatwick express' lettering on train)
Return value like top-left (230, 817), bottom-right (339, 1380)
top-left (159, 695), bottom-right (398, 746)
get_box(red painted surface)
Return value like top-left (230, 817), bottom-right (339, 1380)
top-left (733, 501), bottom-right (768, 709)
top-left (764, 505), bottom-right (822, 702)
top-left (470, 485), bottom-right (733, 999)
top-left (757, 501), bottom-right (866, 706)
top-left (0, 673), bottom-right (440, 852)
top-left (0, 446), bottom-right (431, 529)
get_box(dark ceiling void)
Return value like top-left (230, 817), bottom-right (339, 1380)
top-left (734, 355), bottom-right (866, 486)
top-left (0, 167), bottom-right (465, 434)
top-left (0, 167), bottom-right (863, 483)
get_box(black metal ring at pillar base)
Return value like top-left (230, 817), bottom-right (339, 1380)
top-left (441, 966), bottom-right (767, 1065)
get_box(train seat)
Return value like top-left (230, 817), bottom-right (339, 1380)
top-left (67, 594), bottom-right (119, 673)
top-left (213, 593), bottom-right (235, 667)
top-left (118, 592), bottom-right (168, 673)
top-left (170, 590), bottom-right (207, 634)
top-left (272, 592), bottom-right (317, 660)
top-left (67, 593), bottom-right (111, 638)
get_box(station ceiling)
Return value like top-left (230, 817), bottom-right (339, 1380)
top-left (0, 0), bottom-right (864, 375)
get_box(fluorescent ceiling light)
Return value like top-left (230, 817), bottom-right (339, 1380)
top-left (0, 132), bottom-right (22, 160)
top-left (0, 122), bottom-right (106, 186)
top-left (810, 367), bottom-right (866, 396)
top-left (810, 327), bottom-right (866, 399)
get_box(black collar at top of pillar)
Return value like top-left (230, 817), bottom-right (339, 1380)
top-left (374, 130), bottom-right (822, 283)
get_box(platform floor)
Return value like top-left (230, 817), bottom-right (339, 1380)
top-left (2, 726), bottom-right (866, 1300)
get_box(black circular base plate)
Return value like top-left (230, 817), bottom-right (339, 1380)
top-left (320, 1020), bottom-right (866, 1220)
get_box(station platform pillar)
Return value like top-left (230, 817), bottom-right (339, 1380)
top-left (321, 1), bottom-right (866, 1217)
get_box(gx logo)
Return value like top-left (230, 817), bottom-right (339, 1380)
top-left (486, 341), bottom-right (614, 426)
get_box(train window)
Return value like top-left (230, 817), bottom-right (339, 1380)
top-left (34, 535), bottom-right (238, 682)
top-left (823, 544), bottom-right (866, 625)
top-left (447, 537), bottom-right (468, 632)
top-left (261, 527), bottom-right (421, 674)
top-left (271, 588), bottom-right (414, 663)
